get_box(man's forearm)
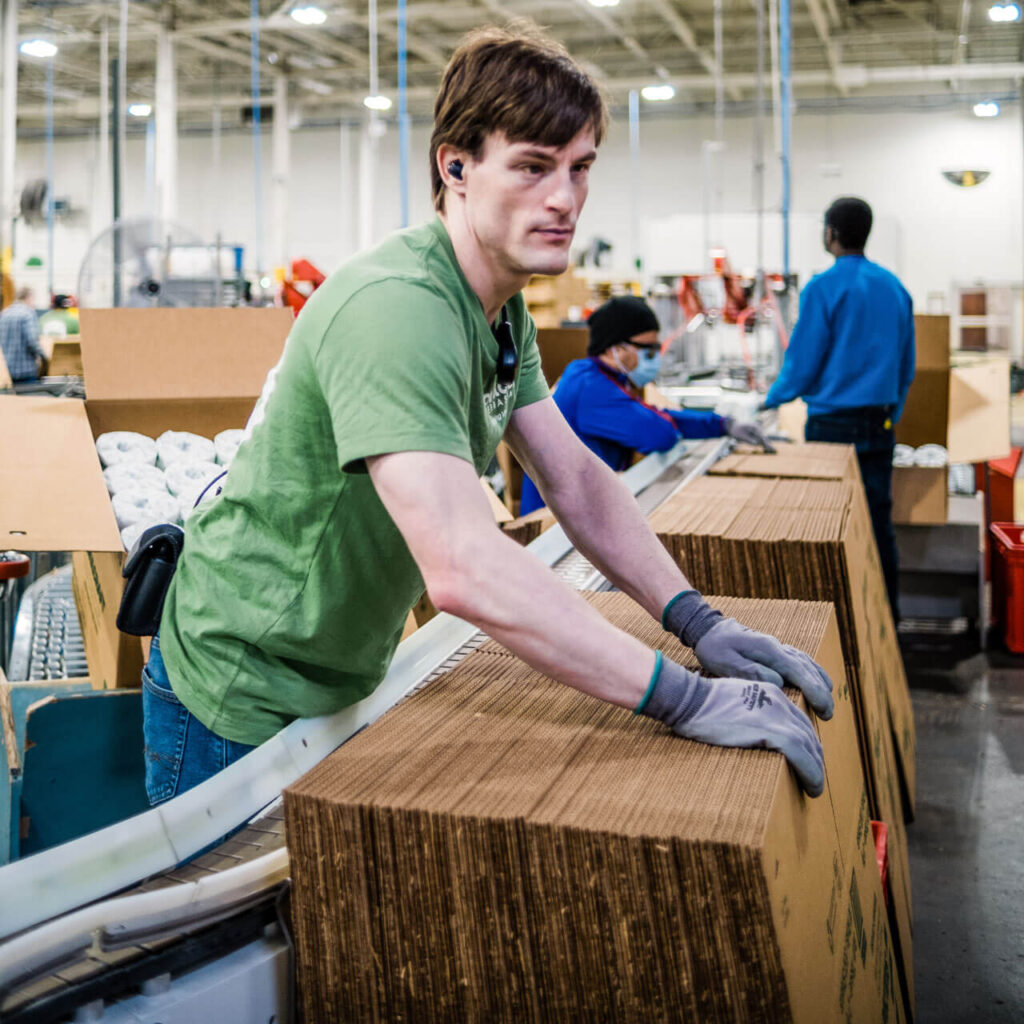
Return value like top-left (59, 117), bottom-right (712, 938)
top-left (541, 452), bottom-right (693, 621)
top-left (433, 528), bottom-right (656, 709)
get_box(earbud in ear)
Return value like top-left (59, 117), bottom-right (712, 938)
top-left (447, 159), bottom-right (464, 180)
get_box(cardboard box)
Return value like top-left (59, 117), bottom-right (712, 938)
top-left (894, 315), bottom-right (1010, 523)
top-left (501, 505), bottom-right (556, 546)
top-left (776, 316), bottom-right (1010, 525)
top-left (892, 466), bottom-right (947, 524)
top-left (522, 271), bottom-right (590, 329)
top-left (534, 327), bottom-right (588, 387)
top-left (285, 594), bottom-right (906, 1023)
top-left (48, 338), bottom-right (83, 377)
top-left (0, 308), bottom-right (295, 689)
top-left (648, 468), bottom-right (915, 1007)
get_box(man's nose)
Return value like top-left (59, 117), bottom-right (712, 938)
top-left (545, 170), bottom-right (575, 214)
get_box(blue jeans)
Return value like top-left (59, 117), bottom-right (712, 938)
top-left (805, 407), bottom-right (900, 623)
top-left (142, 634), bottom-right (255, 807)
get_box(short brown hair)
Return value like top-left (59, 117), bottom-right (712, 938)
top-left (430, 23), bottom-right (608, 211)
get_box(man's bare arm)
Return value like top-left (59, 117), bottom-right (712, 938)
top-left (367, 448), bottom-right (654, 708)
top-left (504, 397), bottom-right (692, 620)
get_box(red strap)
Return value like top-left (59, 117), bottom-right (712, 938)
top-left (0, 553), bottom-right (31, 581)
top-left (591, 359), bottom-right (676, 428)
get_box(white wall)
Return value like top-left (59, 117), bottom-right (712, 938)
top-left (11, 101), bottom-right (1024, 310)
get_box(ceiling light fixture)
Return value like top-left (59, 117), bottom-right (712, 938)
top-left (973, 100), bottom-right (1001, 117)
top-left (128, 102), bottom-right (152, 117)
top-left (363, 94), bottom-right (392, 110)
top-left (19, 39), bottom-right (58, 58)
top-left (988, 2), bottom-right (1021, 20)
top-left (641, 84), bottom-right (676, 102)
top-left (290, 5), bottom-right (327, 25)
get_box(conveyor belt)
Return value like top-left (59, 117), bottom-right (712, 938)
top-left (7, 565), bottom-right (89, 682)
top-left (0, 438), bottom-right (728, 1019)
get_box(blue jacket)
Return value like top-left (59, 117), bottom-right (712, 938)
top-left (764, 255), bottom-right (915, 420)
top-left (519, 358), bottom-right (725, 515)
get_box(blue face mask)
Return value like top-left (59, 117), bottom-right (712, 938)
top-left (627, 348), bottom-right (661, 388)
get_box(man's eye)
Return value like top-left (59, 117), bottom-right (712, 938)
top-left (572, 164), bottom-right (591, 174)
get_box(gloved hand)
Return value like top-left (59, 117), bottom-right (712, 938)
top-left (722, 415), bottom-right (776, 453)
top-left (638, 655), bottom-right (826, 796)
top-left (662, 590), bottom-right (834, 720)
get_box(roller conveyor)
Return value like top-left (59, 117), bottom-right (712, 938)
top-left (0, 438), bottom-right (728, 1022)
top-left (7, 565), bottom-right (89, 683)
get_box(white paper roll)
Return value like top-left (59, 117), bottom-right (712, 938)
top-left (914, 443), bottom-right (948, 468)
top-left (156, 430), bottom-right (216, 469)
top-left (892, 444), bottom-right (916, 468)
top-left (120, 521), bottom-right (147, 552)
top-left (168, 463), bottom-right (225, 520)
top-left (214, 429), bottom-right (245, 467)
top-left (103, 462), bottom-right (169, 496)
top-left (164, 460), bottom-right (222, 498)
top-left (95, 431), bottom-right (157, 469)
top-left (111, 489), bottom-right (181, 531)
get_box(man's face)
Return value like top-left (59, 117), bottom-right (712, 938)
top-left (461, 127), bottom-right (597, 280)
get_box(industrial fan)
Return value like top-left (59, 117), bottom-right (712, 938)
top-left (76, 217), bottom-right (225, 308)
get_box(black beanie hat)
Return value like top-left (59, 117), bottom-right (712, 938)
top-left (587, 296), bottom-right (661, 356)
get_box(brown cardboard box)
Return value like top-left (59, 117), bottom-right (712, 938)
top-left (0, 308), bottom-right (295, 689)
top-left (892, 465), bottom-right (947, 524)
top-left (285, 594), bottom-right (906, 1023)
top-left (894, 315), bottom-right (1010, 523)
top-left (48, 338), bottom-right (83, 377)
top-left (501, 505), bottom-right (556, 546)
top-left (648, 469), bottom-right (914, 1008)
top-left (777, 316), bottom-right (1009, 525)
top-left (534, 327), bottom-right (587, 387)
top-left (522, 271), bottom-right (589, 329)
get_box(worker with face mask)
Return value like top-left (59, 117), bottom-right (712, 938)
top-left (520, 296), bottom-right (771, 515)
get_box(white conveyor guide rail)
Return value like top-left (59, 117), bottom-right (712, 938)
top-left (0, 437), bottom-right (727, 950)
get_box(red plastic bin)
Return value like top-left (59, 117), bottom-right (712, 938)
top-left (990, 522), bottom-right (1024, 652)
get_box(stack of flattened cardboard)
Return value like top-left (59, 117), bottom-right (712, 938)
top-left (648, 458), bottom-right (915, 1010)
top-left (285, 594), bottom-right (906, 1024)
top-left (710, 441), bottom-right (859, 483)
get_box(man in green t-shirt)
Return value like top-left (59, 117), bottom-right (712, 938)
top-left (143, 25), bottom-right (835, 808)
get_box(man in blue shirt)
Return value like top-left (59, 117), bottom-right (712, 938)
top-left (764, 197), bottom-right (915, 619)
top-left (520, 296), bottom-right (770, 514)
top-left (0, 287), bottom-right (45, 383)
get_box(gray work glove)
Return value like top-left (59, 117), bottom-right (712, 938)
top-left (663, 590), bottom-right (834, 721)
top-left (638, 655), bottom-right (826, 797)
top-left (722, 415), bottom-right (776, 453)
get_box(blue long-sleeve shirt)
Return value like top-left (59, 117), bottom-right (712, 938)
top-left (764, 255), bottom-right (915, 420)
top-left (519, 357), bottom-right (724, 515)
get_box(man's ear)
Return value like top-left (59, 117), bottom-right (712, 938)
top-left (437, 144), bottom-right (469, 198)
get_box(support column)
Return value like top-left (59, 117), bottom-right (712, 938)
top-left (270, 74), bottom-right (290, 273)
top-left (358, 115), bottom-right (380, 253)
top-left (0, 0), bottom-right (19, 272)
top-left (154, 26), bottom-right (178, 225)
top-left (339, 121), bottom-right (354, 260)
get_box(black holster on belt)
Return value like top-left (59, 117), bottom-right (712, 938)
top-left (116, 523), bottom-right (185, 636)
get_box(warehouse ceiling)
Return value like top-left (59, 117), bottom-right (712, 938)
top-left (13, 0), bottom-right (1024, 133)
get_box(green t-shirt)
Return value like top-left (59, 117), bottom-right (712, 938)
top-left (160, 218), bottom-right (550, 745)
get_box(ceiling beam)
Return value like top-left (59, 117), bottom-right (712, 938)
top-left (647, 0), bottom-right (742, 100)
top-left (805, 0), bottom-right (849, 95)
top-left (18, 61), bottom-right (1024, 121)
top-left (569, 0), bottom-right (672, 82)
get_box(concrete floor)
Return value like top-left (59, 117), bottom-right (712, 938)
top-left (903, 637), bottom-right (1024, 1022)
